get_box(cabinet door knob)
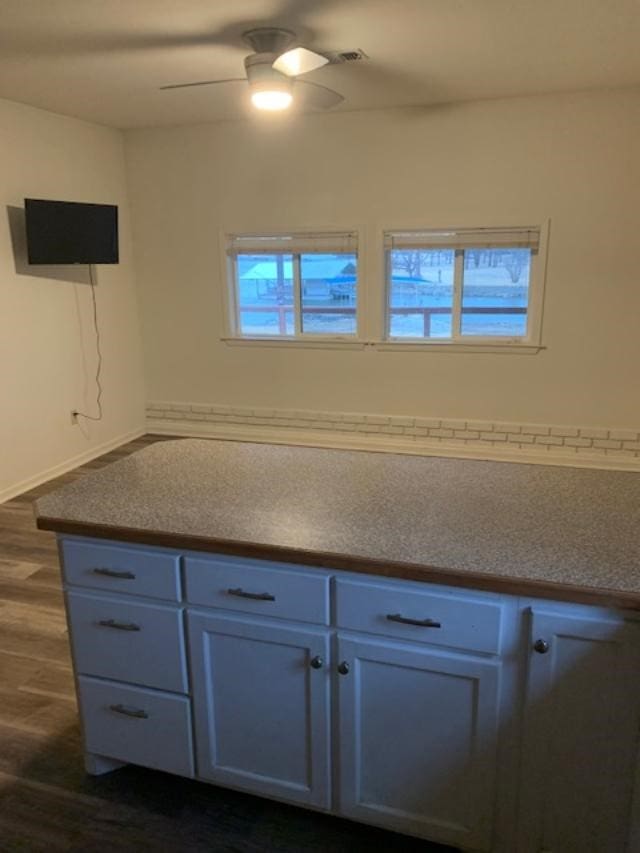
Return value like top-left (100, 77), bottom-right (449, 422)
top-left (533, 638), bottom-right (550, 654)
top-left (310, 656), bottom-right (323, 669)
top-left (337, 661), bottom-right (350, 675)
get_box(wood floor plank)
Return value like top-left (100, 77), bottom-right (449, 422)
top-left (0, 539), bottom-right (58, 561)
top-left (0, 770), bottom-right (268, 853)
top-left (23, 565), bottom-right (64, 590)
top-left (0, 559), bottom-right (43, 581)
top-left (0, 686), bottom-right (77, 735)
top-left (0, 577), bottom-right (64, 610)
top-left (0, 721), bottom-right (84, 788)
top-left (0, 651), bottom-right (74, 699)
top-left (0, 599), bottom-right (71, 664)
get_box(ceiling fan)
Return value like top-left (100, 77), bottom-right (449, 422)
top-left (160, 27), bottom-right (365, 111)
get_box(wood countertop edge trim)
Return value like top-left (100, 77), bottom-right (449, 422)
top-left (36, 515), bottom-right (640, 612)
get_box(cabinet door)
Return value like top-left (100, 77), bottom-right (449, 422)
top-left (337, 635), bottom-right (501, 850)
top-left (188, 612), bottom-right (331, 809)
top-left (519, 607), bottom-right (640, 853)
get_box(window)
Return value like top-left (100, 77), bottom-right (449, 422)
top-left (384, 227), bottom-right (542, 345)
top-left (226, 231), bottom-right (359, 340)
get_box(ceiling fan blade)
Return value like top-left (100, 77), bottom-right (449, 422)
top-left (159, 77), bottom-right (245, 91)
top-left (273, 47), bottom-right (329, 77)
top-left (295, 80), bottom-right (344, 110)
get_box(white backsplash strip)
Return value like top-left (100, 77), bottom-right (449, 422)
top-left (146, 402), bottom-right (640, 471)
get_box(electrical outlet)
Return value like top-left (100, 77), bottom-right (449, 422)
top-left (70, 410), bottom-right (79, 425)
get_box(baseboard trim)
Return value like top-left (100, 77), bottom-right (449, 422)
top-left (0, 426), bottom-right (146, 504)
top-left (146, 419), bottom-right (640, 472)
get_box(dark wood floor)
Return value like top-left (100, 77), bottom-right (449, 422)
top-left (0, 435), bottom-right (455, 852)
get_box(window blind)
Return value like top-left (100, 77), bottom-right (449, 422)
top-left (227, 231), bottom-right (358, 256)
top-left (384, 226), bottom-right (540, 252)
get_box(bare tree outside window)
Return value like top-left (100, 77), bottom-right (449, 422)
top-left (503, 251), bottom-right (523, 283)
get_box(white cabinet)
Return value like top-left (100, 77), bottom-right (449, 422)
top-left (336, 634), bottom-right (501, 851)
top-left (57, 536), bottom-right (640, 852)
top-left (188, 611), bottom-right (331, 809)
top-left (518, 606), bottom-right (640, 853)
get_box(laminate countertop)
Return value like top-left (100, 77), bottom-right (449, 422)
top-left (35, 438), bottom-right (640, 609)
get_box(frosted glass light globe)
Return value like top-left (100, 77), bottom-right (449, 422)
top-left (251, 90), bottom-right (293, 111)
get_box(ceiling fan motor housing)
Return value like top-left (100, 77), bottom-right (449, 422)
top-left (242, 28), bottom-right (296, 55)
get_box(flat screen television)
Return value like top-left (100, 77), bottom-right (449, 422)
top-left (25, 198), bottom-right (119, 264)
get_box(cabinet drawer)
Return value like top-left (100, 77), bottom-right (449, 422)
top-left (78, 676), bottom-right (194, 778)
top-left (67, 591), bottom-right (188, 693)
top-left (184, 555), bottom-right (330, 625)
top-left (335, 578), bottom-right (503, 654)
top-left (61, 539), bottom-right (181, 602)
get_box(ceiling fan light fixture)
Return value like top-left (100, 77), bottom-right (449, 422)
top-left (273, 47), bottom-right (329, 77)
top-left (245, 54), bottom-right (294, 110)
top-left (251, 88), bottom-right (293, 110)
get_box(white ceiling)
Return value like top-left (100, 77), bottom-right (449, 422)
top-left (0, 0), bottom-right (639, 129)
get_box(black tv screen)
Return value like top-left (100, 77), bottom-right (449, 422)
top-left (25, 198), bottom-right (119, 265)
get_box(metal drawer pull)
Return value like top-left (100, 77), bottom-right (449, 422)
top-left (227, 587), bottom-right (276, 602)
top-left (98, 619), bottom-right (141, 632)
top-left (109, 704), bottom-right (148, 719)
top-left (386, 613), bottom-right (442, 628)
top-left (92, 568), bottom-right (136, 580)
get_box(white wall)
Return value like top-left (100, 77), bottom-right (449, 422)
top-left (124, 89), bottom-right (640, 430)
top-left (0, 98), bottom-right (145, 501)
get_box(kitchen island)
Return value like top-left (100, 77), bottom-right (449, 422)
top-left (35, 439), bottom-right (640, 853)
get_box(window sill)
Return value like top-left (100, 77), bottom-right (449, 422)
top-left (222, 336), bottom-right (544, 354)
top-left (376, 340), bottom-right (544, 354)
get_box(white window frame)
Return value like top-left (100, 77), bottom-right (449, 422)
top-left (380, 222), bottom-right (549, 353)
top-left (221, 229), bottom-right (365, 348)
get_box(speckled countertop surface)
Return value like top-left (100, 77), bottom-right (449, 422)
top-left (35, 439), bottom-right (640, 607)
